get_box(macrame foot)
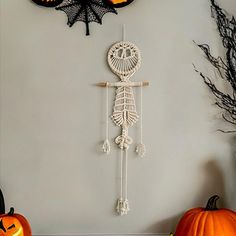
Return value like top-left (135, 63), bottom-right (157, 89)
top-left (136, 143), bottom-right (146, 157)
top-left (116, 198), bottom-right (130, 215)
top-left (102, 139), bottom-right (111, 154)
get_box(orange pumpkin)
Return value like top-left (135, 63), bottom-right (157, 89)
top-left (105, 0), bottom-right (134, 8)
top-left (175, 195), bottom-right (236, 236)
top-left (0, 190), bottom-right (32, 236)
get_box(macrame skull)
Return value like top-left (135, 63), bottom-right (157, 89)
top-left (108, 42), bottom-right (141, 80)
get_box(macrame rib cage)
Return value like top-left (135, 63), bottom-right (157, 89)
top-left (112, 86), bottom-right (139, 127)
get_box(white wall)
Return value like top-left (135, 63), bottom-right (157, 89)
top-left (0, 0), bottom-right (236, 235)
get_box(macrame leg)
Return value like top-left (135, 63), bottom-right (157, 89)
top-left (116, 148), bottom-right (130, 216)
top-left (123, 148), bottom-right (130, 214)
top-left (136, 86), bottom-right (146, 157)
top-left (102, 85), bottom-right (111, 154)
top-left (116, 149), bottom-right (124, 214)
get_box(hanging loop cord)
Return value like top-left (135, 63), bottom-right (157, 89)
top-left (136, 86), bottom-right (146, 157)
top-left (102, 83), bottom-right (111, 154)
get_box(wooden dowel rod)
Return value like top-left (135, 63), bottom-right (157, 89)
top-left (97, 81), bottom-right (149, 87)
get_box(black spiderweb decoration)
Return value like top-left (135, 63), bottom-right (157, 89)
top-left (195, 0), bottom-right (236, 132)
top-left (56, 0), bottom-right (117, 35)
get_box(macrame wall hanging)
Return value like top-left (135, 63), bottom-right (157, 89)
top-left (97, 27), bottom-right (149, 215)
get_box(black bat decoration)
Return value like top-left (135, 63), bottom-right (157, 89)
top-left (56, 0), bottom-right (117, 35)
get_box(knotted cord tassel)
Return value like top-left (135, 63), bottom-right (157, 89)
top-left (136, 86), bottom-right (146, 157)
top-left (116, 198), bottom-right (124, 215)
top-left (102, 84), bottom-right (111, 154)
top-left (116, 198), bottom-right (130, 216)
top-left (136, 143), bottom-right (146, 157)
top-left (102, 139), bottom-right (111, 154)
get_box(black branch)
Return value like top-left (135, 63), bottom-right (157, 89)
top-left (196, 0), bottom-right (236, 132)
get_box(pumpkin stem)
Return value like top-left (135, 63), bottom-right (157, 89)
top-left (205, 195), bottom-right (220, 211)
top-left (8, 207), bottom-right (14, 216)
top-left (0, 189), bottom-right (5, 214)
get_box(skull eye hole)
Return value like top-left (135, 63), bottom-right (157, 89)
top-left (7, 224), bottom-right (15, 230)
top-left (117, 49), bottom-right (123, 58)
top-left (126, 49), bottom-right (131, 57)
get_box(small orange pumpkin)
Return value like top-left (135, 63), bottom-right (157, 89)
top-left (0, 189), bottom-right (32, 236)
top-left (175, 195), bottom-right (236, 236)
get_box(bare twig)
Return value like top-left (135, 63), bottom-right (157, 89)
top-left (195, 0), bottom-right (236, 132)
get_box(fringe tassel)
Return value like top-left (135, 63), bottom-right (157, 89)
top-left (102, 139), bottom-right (110, 154)
top-left (116, 198), bottom-right (130, 216)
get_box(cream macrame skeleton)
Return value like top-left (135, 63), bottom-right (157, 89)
top-left (98, 41), bottom-right (149, 215)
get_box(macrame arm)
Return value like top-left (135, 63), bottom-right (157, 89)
top-left (102, 84), bottom-right (111, 154)
top-left (136, 85), bottom-right (146, 157)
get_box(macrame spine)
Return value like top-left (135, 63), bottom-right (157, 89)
top-left (136, 86), bottom-right (146, 157)
top-left (102, 84), bottom-right (111, 154)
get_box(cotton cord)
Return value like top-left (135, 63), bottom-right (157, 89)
top-left (136, 86), bottom-right (146, 157)
top-left (116, 148), bottom-right (130, 216)
top-left (125, 149), bottom-right (128, 200)
top-left (123, 149), bottom-right (130, 214)
top-left (120, 149), bottom-right (123, 198)
top-left (105, 84), bottom-right (109, 140)
top-left (140, 86), bottom-right (143, 143)
top-left (116, 149), bottom-right (123, 215)
top-left (122, 24), bottom-right (126, 41)
top-left (102, 84), bottom-right (111, 154)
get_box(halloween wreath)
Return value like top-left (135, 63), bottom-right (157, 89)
top-left (32, 0), bottom-right (135, 35)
